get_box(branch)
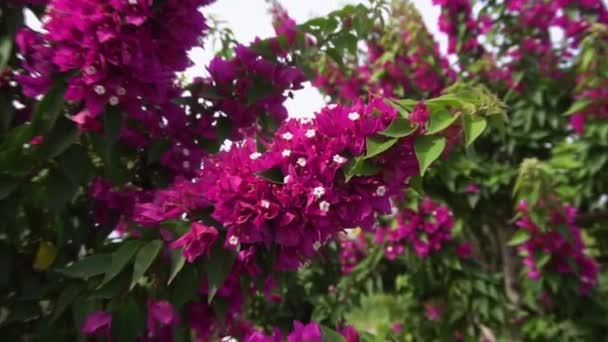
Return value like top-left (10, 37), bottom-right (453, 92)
top-left (576, 209), bottom-right (608, 226)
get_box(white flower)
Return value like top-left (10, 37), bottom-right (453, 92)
top-left (182, 161), bottom-right (190, 169)
top-left (94, 85), bottom-right (106, 95)
top-left (281, 132), bottom-right (293, 140)
top-left (348, 112), bottom-right (360, 121)
top-left (116, 86), bottom-right (127, 96)
top-left (249, 152), bottom-right (262, 160)
top-left (283, 175), bottom-right (291, 183)
top-left (333, 154), bottom-right (347, 164)
top-left (297, 157), bottom-right (307, 167)
top-left (108, 96), bottom-right (119, 106)
top-left (376, 185), bottom-right (386, 197)
top-left (282, 149), bottom-right (291, 157)
top-left (85, 66), bottom-right (97, 75)
top-left (182, 148), bottom-right (190, 157)
top-left (128, 0), bottom-right (138, 5)
top-left (312, 186), bottom-right (325, 198)
top-left (313, 241), bottom-right (322, 251)
top-left (319, 200), bottom-right (330, 212)
top-left (260, 200), bottom-right (270, 209)
top-left (228, 236), bottom-right (239, 246)
top-left (305, 129), bottom-right (316, 138)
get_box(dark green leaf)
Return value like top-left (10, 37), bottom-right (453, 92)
top-left (130, 240), bottom-right (163, 290)
top-left (342, 157), bottom-right (379, 182)
top-left (46, 168), bottom-right (78, 213)
top-left (50, 282), bottom-right (84, 323)
top-left (109, 296), bottom-right (145, 342)
top-left (255, 167), bottom-right (284, 184)
top-left (364, 136), bottom-right (398, 159)
top-left (414, 135), bottom-right (446, 175)
top-left (204, 244), bottom-right (236, 303)
top-left (56, 254), bottom-right (112, 279)
top-left (99, 240), bottom-right (142, 288)
top-left (168, 249), bottom-right (186, 285)
top-left (378, 118), bottom-right (417, 138)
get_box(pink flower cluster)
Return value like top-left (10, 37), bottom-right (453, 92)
top-left (192, 43), bottom-right (306, 139)
top-left (131, 99), bottom-right (418, 271)
top-left (515, 200), bottom-right (599, 293)
top-left (311, 3), bottom-right (454, 102)
top-left (375, 198), bottom-right (455, 259)
top-left (339, 232), bottom-right (367, 274)
top-left (15, 0), bottom-right (217, 169)
top-left (244, 321), bottom-right (360, 342)
top-left (569, 86), bottom-right (608, 134)
top-left (433, 0), bottom-right (484, 56)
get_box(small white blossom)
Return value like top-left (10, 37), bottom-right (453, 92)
top-left (85, 66), bottom-right (97, 75)
top-left (313, 241), bottom-right (322, 251)
top-left (319, 200), bottom-right (330, 212)
top-left (297, 157), bottom-right (307, 167)
top-left (108, 96), bottom-right (119, 106)
top-left (348, 112), bottom-right (360, 121)
top-left (182, 148), bottom-right (190, 156)
top-left (128, 0), bottom-right (138, 5)
top-left (283, 175), bottom-right (291, 183)
top-left (249, 152), bottom-right (262, 160)
top-left (312, 186), bottom-right (325, 198)
top-left (282, 149), bottom-right (291, 157)
top-left (94, 85), bottom-right (106, 95)
top-left (182, 161), bottom-right (190, 169)
top-left (260, 200), bottom-right (270, 209)
top-left (305, 129), bottom-right (316, 138)
top-left (333, 154), bottom-right (347, 164)
top-left (281, 132), bottom-right (293, 140)
top-left (116, 86), bottom-right (127, 96)
top-left (376, 185), bottom-right (386, 197)
top-left (228, 236), bottom-right (239, 246)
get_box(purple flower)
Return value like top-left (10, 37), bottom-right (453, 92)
top-left (170, 222), bottom-right (218, 262)
top-left (81, 311), bottom-right (112, 336)
top-left (147, 300), bottom-right (179, 338)
top-left (409, 101), bottom-right (430, 126)
top-left (288, 321), bottom-right (322, 342)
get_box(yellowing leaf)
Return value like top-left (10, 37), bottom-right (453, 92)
top-left (33, 241), bottom-right (58, 271)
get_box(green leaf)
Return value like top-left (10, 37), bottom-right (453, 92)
top-left (0, 175), bottom-right (19, 200)
top-left (255, 167), bottom-right (284, 184)
top-left (38, 117), bottom-right (78, 160)
top-left (29, 80), bottom-right (68, 137)
top-left (109, 296), bottom-right (145, 342)
top-left (414, 135), bottom-right (446, 175)
top-left (536, 253), bottom-right (551, 268)
top-left (342, 156), bottom-right (379, 182)
top-left (378, 118), bottom-right (417, 138)
top-left (320, 325), bottom-right (346, 342)
top-left (204, 244), bottom-right (236, 303)
top-left (426, 110), bottom-right (458, 135)
top-left (50, 282), bottom-right (84, 323)
top-left (463, 115), bottom-right (487, 147)
top-left (507, 230), bottom-right (531, 246)
top-left (56, 254), bottom-right (112, 279)
top-left (99, 240), bottom-right (142, 288)
top-left (130, 240), bottom-right (163, 290)
top-left (563, 99), bottom-right (591, 116)
top-left (0, 35), bottom-right (12, 72)
top-left (168, 249), bottom-right (186, 285)
top-left (364, 136), bottom-right (398, 159)
top-left (170, 263), bottom-right (199, 308)
top-left (46, 168), bottom-right (78, 213)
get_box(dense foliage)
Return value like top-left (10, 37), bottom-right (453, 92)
top-left (0, 0), bottom-right (607, 341)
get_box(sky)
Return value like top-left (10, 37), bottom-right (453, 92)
top-left (184, 0), bottom-right (445, 116)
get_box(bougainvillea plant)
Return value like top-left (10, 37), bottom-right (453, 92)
top-left (0, 0), bottom-right (607, 341)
